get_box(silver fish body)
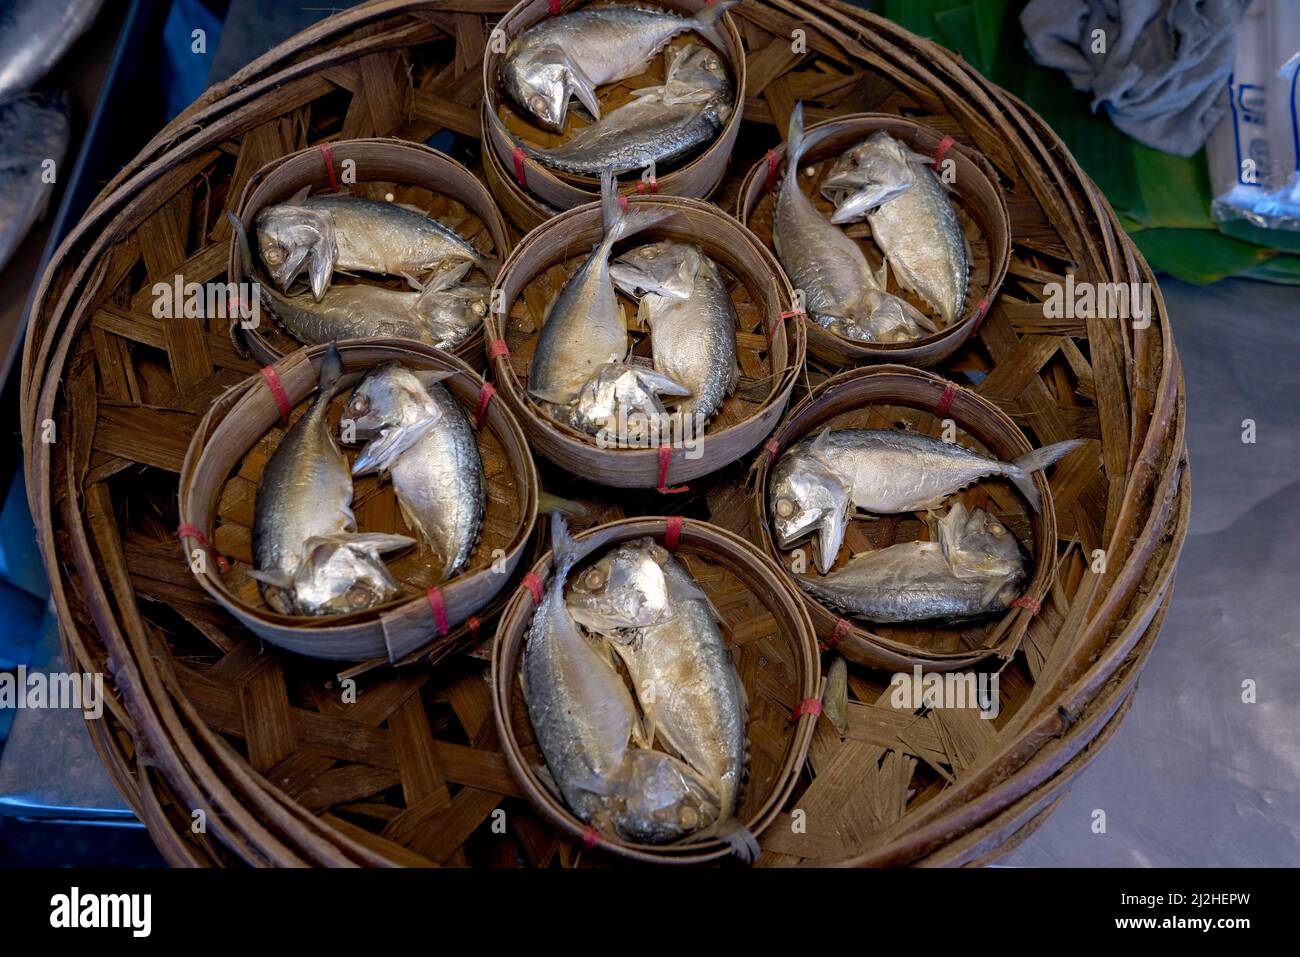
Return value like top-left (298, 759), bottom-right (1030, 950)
top-left (567, 538), bottom-right (756, 858)
top-left (0, 95), bottom-right (68, 273)
top-left (521, 44), bottom-right (732, 176)
top-left (795, 504), bottom-right (1028, 623)
top-left (611, 239), bottom-right (739, 423)
top-left (528, 172), bottom-right (667, 407)
top-left (0, 0), bottom-right (103, 101)
top-left (250, 345), bottom-right (413, 615)
top-left (770, 428), bottom-right (1083, 574)
top-left (347, 365), bottom-right (484, 581)
top-left (772, 102), bottom-right (933, 343)
top-left (824, 131), bottom-right (969, 327)
top-left (254, 193), bottom-right (495, 301)
top-left (501, 2), bottom-right (735, 131)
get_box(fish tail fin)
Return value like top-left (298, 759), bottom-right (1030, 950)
top-left (786, 100), bottom-right (807, 167)
top-left (693, 0), bottom-right (738, 50)
top-left (601, 169), bottom-right (670, 245)
top-left (550, 510), bottom-right (580, 574)
top-left (226, 210), bottom-right (256, 278)
top-left (1007, 439), bottom-right (1086, 512)
top-left (319, 340), bottom-right (345, 397)
top-left (537, 491), bottom-right (591, 520)
top-left (708, 816), bottom-right (761, 864)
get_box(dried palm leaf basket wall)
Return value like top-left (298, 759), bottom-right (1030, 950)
top-left (492, 516), bottom-right (820, 863)
top-left (737, 112), bottom-right (1011, 369)
top-left (751, 365), bottom-right (1071, 673)
top-left (227, 138), bottom-right (510, 367)
top-left (20, 0), bottom-right (1187, 867)
top-left (177, 339), bottom-right (539, 664)
top-left (485, 192), bottom-right (805, 488)
top-left (480, 0), bottom-right (746, 227)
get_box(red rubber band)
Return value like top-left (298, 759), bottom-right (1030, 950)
top-left (475, 382), bottom-right (496, 428)
top-left (656, 444), bottom-right (687, 494)
top-left (512, 147), bottom-right (527, 188)
top-left (426, 586), bottom-right (449, 637)
top-left (971, 297), bottom-right (991, 334)
top-left (663, 516), bottom-right (682, 552)
top-left (548, 0), bottom-right (561, 14)
top-left (764, 438), bottom-right (780, 464)
top-left (1010, 596), bottom-right (1041, 614)
top-left (791, 698), bottom-right (822, 722)
top-left (935, 382), bottom-right (957, 417)
top-left (769, 307), bottom-right (804, 347)
top-left (488, 338), bottom-right (510, 360)
top-left (822, 618), bottom-right (851, 651)
top-left (765, 148), bottom-right (778, 193)
top-left (259, 365), bottom-right (292, 420)
top-left (581, 826), bottom-right (601, 848)
top-left (931, 135), bottom-right (956, 170)
top-left (467, 615), bottom-right (481, 641)
top-left (618, 195), bottom-right (628, 212)
top-left (177, 524), bottom-right (230, 574)
top-left (522, 572), bottom-right (544, 606)
top-left (319, 142), bottom-right (339, 192)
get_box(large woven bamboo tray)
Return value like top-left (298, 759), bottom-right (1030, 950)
top-left (20, 0), bottom-right (1187, 867)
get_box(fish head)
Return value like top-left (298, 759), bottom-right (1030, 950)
top-left (569, 363), bottom-right (691, 441)
top-left (613, 749), bottom-right (721, 845)
top-left (610, 241), bottom-right (700, 302)
top-left (345, 362), bottom-right (441, 439)
top-left (288, 533), bottom-right (413, 615)
top-left (254, 204), bottom-right (336, 299)
top-left (661, 44), bottom-right (732, 105)
top-left (769, 436), bottom-right (851, 572)
top-left (823, 132), bottom-right (917, 224)
top-left (417, 283), bottom-right (491, 348)
top-left (567, 537), bottom-right (673, 635)
top-left (507, 46), bottom-right (573, 131)
top-left (934, 503), bottom-right (1029, 584)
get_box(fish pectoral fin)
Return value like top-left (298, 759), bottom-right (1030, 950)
top-left (633, 706), bottom-right (656, 751)
top-left (246, 567), bottom-right (293, 591)
top-left (352, 415), bottom-right (442, 476)
top-left (307, 532), bottom-right (416, 557)
top-left (286, 185), bottom-right (311, 206)
top-left (567, 59), bottom-right (602, 122)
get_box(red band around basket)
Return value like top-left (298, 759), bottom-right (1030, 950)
top-left (548, 0), bottom-right (561, 14)
top-left (971, 297), bottom-right (991, 334)
top-left (932, 135), bottom-right (956, 170)
top-left (512, 147), bottom-right (527, 188)
top-left (319, 142), bottom-right (339, 192)
top-left (177, 524), bottom-right (230, 574)
top-left (663, 516), bottom-right (682, 552)
top-left (823, 618), bottom-right (851, 651)
top-left (791, 698), bottom-right (822, 722)
top-left (259, 365), bottom-right (292, 420)
top-left (467, 615), bottom-right (481, 641)
top-left (581, 826), bottom-right (600, 848)
top-left (523, 572), bottom-right (544, 606)
top-left (488, 338), bottom-right (510, 360)
top-left (1010, 596), bottom-right (1041, 614)
top-left (426, 587), bottom-right (449, 636)
top-left (765, 148), bottom-right (778, 193)
top-left (764, 438), bottom-right (780, 464)
top-left (636, 176), bottom-right (658, 194)
top-left (935, 382), bottom-right (957, 417)
top-left (657, 444), bottom-right (687, 494)
top-left (475, 382), bottom-right (496, 428)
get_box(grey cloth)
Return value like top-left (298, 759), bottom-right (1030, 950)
top-left (1021, 0), bottom-right (1250, 156)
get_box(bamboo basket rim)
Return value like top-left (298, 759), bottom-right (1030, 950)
top-left (480, 0), bottom-right (746, 208)
top-left (177, 338), bottom-right (540, 662)
top-left (490, 514), bottom-right (821, 864)
top-left (736, 111), bottom-right (1012, 365)
top-left (484, 191), bottom-right (807, 487)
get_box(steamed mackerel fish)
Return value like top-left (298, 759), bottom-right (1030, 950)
top-left (231, 213), bottom-right (489, 351)
top-left (770, 428), bottom-right (1083, 574)
top-left (249, 345), bottom-right (414, 615)
top-left (772, 102), bottom-right (933, 344)
top-left (254, 193), bottom-right (496, 301)
top-left (520, 44), bottom-right (732, 177)
top-left (796, 503), bottom-right (1029, 624)
top-left (0, 0), bottom-right (104, 101)
top-left (346, 364), bottom-right (484, 582)
top-left (525, 514), bottom-right (720, 844)
top-left (501, 1), bottom-right (737, 131)
top-left (610, 239), bottom-right (739, 423)
top-left (567, 538), bottom-right (757, 859)
top-left (822, 131), bottom-right (970, 327)
top-left (0, 95), bottom-right (68, 274)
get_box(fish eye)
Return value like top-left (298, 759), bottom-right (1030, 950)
top-left (263, 245), bottom-right (286, 266)
top-left (706, 58), bottom-right (720, 70)
top-left (350, 394), bottom-right (370, 414)
top-left (471, 299), bottom-right (487, 316)
top-left (988, 522), bottom-right (1005, 536)
top-left (346, 585), bottom-right (372, 609)
top-left (679, 806), bottom-right (699, 828)
top-left (774, 497), bottom-right (796, 518)
top-left (583, 568), bottom-right (606, 591)
top-left (528, 93), bottom-right (547, 115)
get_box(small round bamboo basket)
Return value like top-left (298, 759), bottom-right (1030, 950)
top-left (481, 0), bottom-right (745, 219)
top-left (737, 113), bottom-right (1011, 369)
top-left (491, 516), bottom-right (821, 864)
top-left (750, 365), bottom-right (1068, 672)
top-left (485, 192), bottom-right (805, 488)
top-left (227, 138), bottom-right (510, 368)
top-left (178, 339), bottom-right (539, 662)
